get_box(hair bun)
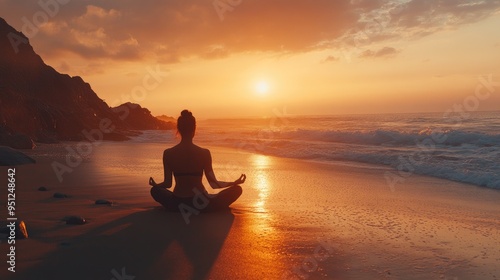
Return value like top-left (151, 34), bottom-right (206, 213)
top-left (181, 110), bottom-right (192, 117)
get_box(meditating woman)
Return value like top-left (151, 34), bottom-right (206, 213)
top-left (149, 110), bottom-right (244, 211)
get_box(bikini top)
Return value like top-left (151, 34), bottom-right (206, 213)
top-left (174, 171), bottom-right (203, 177)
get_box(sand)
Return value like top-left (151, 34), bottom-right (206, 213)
top-left (1, 141), bottom-right (499, 280)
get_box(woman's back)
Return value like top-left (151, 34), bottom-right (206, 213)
top-left (164, 142), bottom-right (209, 197)
top-left (149, 109), bottom-right (243, 212)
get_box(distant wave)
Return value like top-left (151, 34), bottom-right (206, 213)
top-left (127, 130), bottom-right (175, 143)
top-left (198, 128), bottom-right (500, 190)
top-left (276, 129), bottom-right (500, 147)
top-left (129, 125), bottom-right (500, 190)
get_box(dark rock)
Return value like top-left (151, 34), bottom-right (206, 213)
top-left (156, 115), bottom-right (176, 122)
top-left (36, 129), bottom-right (59, 143)
top-left (0, 17), bottom-right (174, 144)
top-left (53, 192), bottom-right (69, 198)
top-left (0, 129), bottom-right (35, 149)
top-left (8, 134), bottom-right (35, 149)
top-left (112, 102), bottom-right (175, 130)
top-left (95, 199), bottom-right (112, 205)
top-left (38, 186), bottom-right (48, 191)
top-left (63, 216), bottom-right (86, 225)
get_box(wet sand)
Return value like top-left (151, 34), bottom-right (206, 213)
top-left (1, 142), bottom-right (499, 279)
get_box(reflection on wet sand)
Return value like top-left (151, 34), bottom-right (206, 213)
top-left (214, 154), bottom-right (288, 278)
top-left (251, 154), bottom-right (271, 214)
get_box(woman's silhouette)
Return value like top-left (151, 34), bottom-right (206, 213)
top-left (149, 110), bottom-right (244, 211)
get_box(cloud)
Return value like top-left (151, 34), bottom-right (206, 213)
top-left (0, 0), bottom-right (499, 63)
top-left (0, 0), bottom-right (360, 61)
top-left (332, 0), bottom-right (500, 51)
top-left (58, 61), bottom-right (71, 72)
top-left (322, 55), bottom-right (339, 63)
top-left (359, 46), bottom-right (399, 58)
top-left (389, 0), bottom-right (500, 34)
top-left (36, 5), bottom-right (142, 60)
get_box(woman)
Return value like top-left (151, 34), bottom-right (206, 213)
top-left (149, 110), bottom-right (245, 211)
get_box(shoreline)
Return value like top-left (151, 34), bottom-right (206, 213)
top-left (1, 141), bottom-right (499, 279)
top-left (27, 126), bottom-right (500, 193)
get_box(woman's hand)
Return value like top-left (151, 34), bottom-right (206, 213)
top-left (233, 174), bottom-right (246, 185)
top-left (149, 177), bottom-right (158, 187)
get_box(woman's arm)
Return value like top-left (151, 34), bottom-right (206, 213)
top-left (204, 149), bottom-right (246, 189)
top-left (206, 171), bottom-right (246, 189)
top-left (149, 150), bottom-right (173, 189)
top-left (149, 177), bottom-right (171, 188)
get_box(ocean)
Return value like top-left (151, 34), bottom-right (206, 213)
top-left (130, 111), bottom-right (500, 190)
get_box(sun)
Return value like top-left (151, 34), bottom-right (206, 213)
top-left (255, 81), bottom-right (270, 95)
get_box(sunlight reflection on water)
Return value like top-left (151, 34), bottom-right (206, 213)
top-left (251, 154), bottom-right (271, 213)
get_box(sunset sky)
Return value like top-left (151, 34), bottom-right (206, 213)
top-left (1, 0), bottom-right (499, 118)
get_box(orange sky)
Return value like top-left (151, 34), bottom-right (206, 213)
top-left (1, 0), bottom-right (499, 118)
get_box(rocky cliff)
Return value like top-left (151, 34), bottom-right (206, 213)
top-left (112, 103), bottom-right (175, 130)
top-left (0, 18), bottom-right (172, 148)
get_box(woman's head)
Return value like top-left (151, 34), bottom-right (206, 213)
top-left (177, 109), bottom-right (196, 139)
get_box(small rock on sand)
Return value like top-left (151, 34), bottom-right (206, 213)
top-left (95, 199), bottom-right (112, 205)
top-left (63, 216), bottom-right (86, 225)
top-left (38, 186), bottom-right (48, 191)
top-left (53, 192), bottom-right (69, 198)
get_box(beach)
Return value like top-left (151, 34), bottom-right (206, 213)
top-left (1, 1), bottom-right (500, 279)
top-left (0, 141), bottom-right (499, 280)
